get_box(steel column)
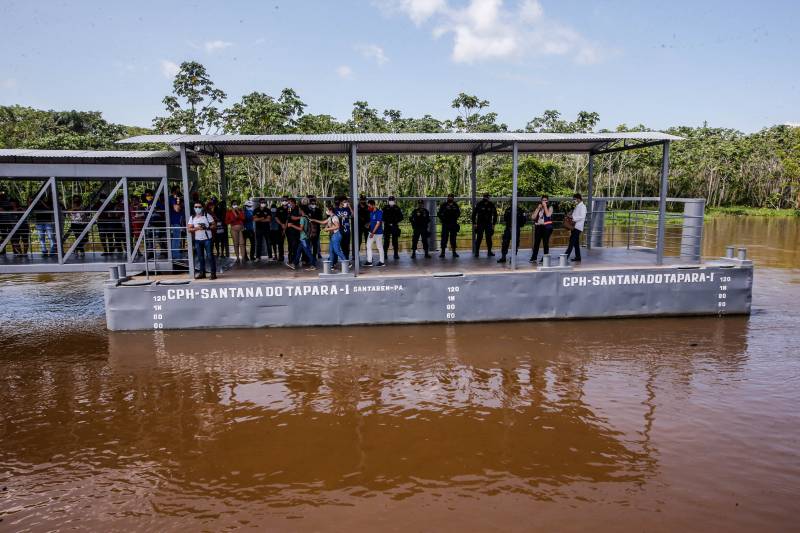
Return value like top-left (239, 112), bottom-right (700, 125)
top-left (180, 145), bottom-right (195, 278)
top-left (510, 143), bottom-right (519, 271)
top-left (219, 153), bottom-right (227, 206)
top-left (349, 144), bottom-right (360, 277)
top-left (470, 152), bottom-right (477, 254)
top-left (656, 142), bottom-right (670, 265)
top-left (50, 177), bottom-right (64, 264)
top-left (586, 153), bottom-right (595, 250)
top-left (162, 174), bottom-right (173, 262)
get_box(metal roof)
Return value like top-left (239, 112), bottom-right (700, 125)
top-left (117, 132), bottom-right (681, 156)
top-left (0, 149), bottom-right (193, 165)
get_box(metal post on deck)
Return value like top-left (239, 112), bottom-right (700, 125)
top-left (50, 177), bottom-right (64, 264)
top-left (586, 153), bottom-right (595, 250)
top-left (510, 143), bottom-right (519, 270)
top-left (219, 153), bottom-right (227, 206)
top-left (162, 175), bottom-right (172, 263)
top-left (470, 152), bottom-right (477, 254)
top-left (655, 141), bottom-right (670, 265)
top-left (349, 144), bottom-right (360, 277)
top-left (180, 145), bottom-right (195, 278)
top-left (122, 177), bottom-right (132, 262)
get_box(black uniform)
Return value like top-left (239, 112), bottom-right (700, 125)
top-left (253, 206), bottom-right (271, 259)
top-left (357, 201), bottom-right (370, 251)
top-left (472, 198), bottom-right (498, 256)
top-left (437, 200), bottom-right (461, 256)
top-left (307, 203), bottom-right (323, 258)
top-left (285, 204), bottom-right (301, 263)
top-left (382, 204), bottom-right (404, 258)
top-left (409, 206), bottom-right (431, 257)
top-left (273, 205), bottom-right (288, 261)
top-left (499, 206), bottom-right (527, 261)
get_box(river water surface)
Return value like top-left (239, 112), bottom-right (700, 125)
top-left (1, 217), bottom-right (798, 532)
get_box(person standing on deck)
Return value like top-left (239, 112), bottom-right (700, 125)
top-left (363, 199), bottom-right (385, 267)
top-left (285, 197), bottom-right (302, 265)
top-left (497, 204), bottom-right (527, 263)
top-left (357, 195), bottom-right (370, 254)
top-left (382, 195), bottom-right (404, 260)
top-left (313, 203), bottom-right (348, 266)
top-left (243, 200), bottom-right (255, 261)
top-left (438, 194), bottom-right (461, 258)
top-left (287, 206), bottom-right (316, 271)
top-left (333, 196), bottom-right (353, 261)
top-left (33, 195), bottom-right (57, 257)
top-left (271, 202), bottom-right (285, 261)
top-left (410, 199), bottom-right (431, 259)
top-left (472, 193), bottom-right (497, 257)
top-left (564, 193), bottom-right (586, 262)
top-left (168, 187), bottom-right (185, 259)
top-left (225, 201), bottom-right (247, 263)
top-left (252, 199), bottom-right (271, 262)
top-left (307, 195), bottom-right (323, 259)
top-left (188, 201), bottom-right (216, 279)
top-left (530, 195), bottom-right (554, 263)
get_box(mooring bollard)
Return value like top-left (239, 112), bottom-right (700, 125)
top-left (322, 260), bottom-right (332, 275)
top-left (108, 266), bottom-right (119, 281)
top-left (542, 254), bottom-right (551, 268)
top-left (341, 260), bottom-right (350, 274)
top-left (737, 247), bottom-right (747, 260)
top-left (116, 264), bottom-right (127, 280)
top-left (559, 254), bottom-right (568, 267)
top-left (725, 246), bottom-right (735, 258)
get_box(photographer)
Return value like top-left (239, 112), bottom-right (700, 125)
top-left (188, 201), bottom-right (217, 280)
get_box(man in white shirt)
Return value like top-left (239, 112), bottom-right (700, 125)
top-left (565, 193), bottom-right (586, 262)
top-left (188, 202), bottom-right (217, 279)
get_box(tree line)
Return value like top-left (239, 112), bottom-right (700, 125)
top-left (1, 61), bottom-right (798, 209)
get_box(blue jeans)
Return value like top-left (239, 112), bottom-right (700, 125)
top-left (194, 239), bottom-right (216, 275)
top-left (293, 238), bottom-right (316, 267)
top-left (170, 227), bottom-right (185, 259)
top-left (35, 223), bottom-right (56, 255)
top-left (329, 231), bottom-right (348, 264)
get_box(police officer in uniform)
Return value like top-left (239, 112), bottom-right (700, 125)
top-left (497, 204), bottom-right (527, 263)
top-left (409, 199), bottom-right (431, 259)
top-left (472, 193), bottom-right (497, 257)
top-left (357, 195), bottom-right (370, 254)
top-left (382, 195), bottom-right (404, 260)
top-left (437, 194), bottom-right (461, 258)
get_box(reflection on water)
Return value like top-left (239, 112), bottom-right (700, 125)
top-left (0, 217), bottom-right (798, 531)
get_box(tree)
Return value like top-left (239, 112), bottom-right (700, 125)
top-left (448, 93), bottom-right (506, 132)
top-left (225, 89), bottom-right (307, 134)
top-left (152, 61), bottom-right (227, 134)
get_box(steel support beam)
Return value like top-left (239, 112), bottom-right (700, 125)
top-left (50, 177), bottom-right (64, 264)
top-left (510, 143), bottom-right (519, 271)
top-left (62, 178), bottom-right (124, 262)
top-left (470, 152), bottom-right (477, 254)
top-left (586, 153), bottom-right (595, 250)
top-left (656, 141), bottom-right (670, 265)
top-left (349, 144), bottom-right (360, 277)
top-left (592, 140), bottom-right (666, 156)
top-left (0, 179), bottom-right (50, 252)
top-left (180, 145), bottom-right (195, 278)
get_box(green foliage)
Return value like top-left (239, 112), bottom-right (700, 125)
top-left (0, 105), bottom-right (130, 149)
top-left (482, 157), bottom-right (564, 197)
top-left (152, 61), bottom-right (227, 134)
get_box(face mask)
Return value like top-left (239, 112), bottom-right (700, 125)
top-left (194, 207), bottom-right (202, 214)
top-left (232, 204), bottom-right (239, 209)
top-left (388, 201), bottom-right (395, 206)
top-left (282, 201), bottom-right (288, 206)
top-left (271, 208), bottom-right (277, 213)
top-left (311, 202), bottom-right (317, 207)
top-left (260, 203), bottom-right (266, 208)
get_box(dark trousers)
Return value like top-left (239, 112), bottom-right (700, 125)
top-left (564, 228), bottom-right (582, 260)
top-left (255, 228), bottom-right (270, 258)
top-left (286, 230), bottom-right (299, 263)
top-left (383, 224), bottom-right (400, 257)
top-left (69, 222), bottom-right (87, 252)
top-left (340, 231), bottom-right (351, 259)
top-left (474, 224), bottom-right (494, 254)
top-left (501, 228), bottom-right (521, 258)
top-left (98, 222), bottom-right (115, 253)
top-left (214, 227), bottom-right (228, 257)
top-left (412, 228), bottom-right (429, 255)
top-left (359, 226), bottom-right (369, 252)
top-left (270, 229), bottom-right (284, 260)
top-left (311, 230), bottom-right (321, 258)
top-left (194, 238), bottom-right (216, 275)
top-left (440, 224), bottom-right (458, 253)
top-left (532, 224), bottom-right (553, 260)
top-left (243, 228), bottom-right (255, 259)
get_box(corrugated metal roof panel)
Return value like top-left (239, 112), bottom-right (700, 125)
top-left (0, 149), bottom-right (192, 164)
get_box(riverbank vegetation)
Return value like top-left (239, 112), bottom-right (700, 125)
top-left (1, 61), bottom-right (798, 210)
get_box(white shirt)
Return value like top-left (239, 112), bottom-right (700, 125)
top-left (189, 214), bottom-right (214, 240)
top-left (572, 202), bottom-right (587, 232)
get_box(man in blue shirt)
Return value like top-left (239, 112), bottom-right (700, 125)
top-left (363, 199), bottom-right (385, 267)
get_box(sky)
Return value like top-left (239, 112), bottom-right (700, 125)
top-left (0, 0), bottom-right (797, 132)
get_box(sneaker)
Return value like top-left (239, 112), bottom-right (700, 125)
top-left (497, 257), bottom-right (506, 263)
top-left (286, 263), bottom-right (296, 270)
top-left (304, 266), bottom-right (317, 271)
top-left (439, 252), bottom-right (445, 258)
top-left (210, 273), bottom-right (217, 280)
top-left (452, 252), bottom-right (459, 258)
top-left (487, 251), bottom-right (495, 257)
top-left (375, 261), bottom-right (385, 267)
top-left (411, 252), bottom-right (417, 259)
top-left (529, 256), bottom-right (537, 262)
top-left (363, 261), bottom-right (373, 266)
top-left (195, 273), bottom-right (206, 279)
top-left (394, 253), bottom-right (399, 260)
top-left (570, 258), bottom-right (581, 263)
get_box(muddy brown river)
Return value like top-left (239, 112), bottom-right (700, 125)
top-left (1, 217), bottom-right (798, 532)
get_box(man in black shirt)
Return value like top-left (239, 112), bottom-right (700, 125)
top-left (409, 200), bottom-right (431, 259)
top-left (252, 200), bottom-right (271, 261)
top-left (497, 205), bottom-right (527, 263)
top-left (382, 195), bottom-right (404, 260)
top-left (285, 197), bottom-right (301, 264)
top-left (307, 195), bottom-right (323, 259)
top-left (437, 194), bottom-right (461, 258)
top-left (472, 193), bottom-right (497, 257)
top-left (357, 195), bottom-right (370, 254)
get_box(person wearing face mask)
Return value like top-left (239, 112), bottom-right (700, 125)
top-left (287, 206), bottom-right (316, 271)
top-left (285, 197), bottom-right (301, 265)
top-left (530, 194), bottom-right (554, 263)
top-left (333, 196), bottom-right (353, 261)
top-left (252, 199), bottom-right (271, 262)
top-left (306, 196), bottom-right (323, 260)
top-left (187, 202), bottom-right (217, 279)
top-left (269, 202), bottom-right (284, 261)
top-left (243, 200), bottom-right (255, 261)
top-left (410, 199), bottom-right (431, 259)
top-left (472, 193), bottom-right (497, 257)
top-left (363, 199), bottom-right (385, 267)
top-left (357, 195), bottom-right (370, 253)
top-left (437, 194), bottom-right (461, 258)
top-left (497, 203), bottom-right (527, 264)
top-left (382, 195), bottom-right (404, 260)
top-left (225, 200), bottom-right (247, 263)
top-left (313, 203), bottom-right (348, 266)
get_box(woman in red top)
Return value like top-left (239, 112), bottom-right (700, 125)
top-left (225, 201), bottom-right (248, 262)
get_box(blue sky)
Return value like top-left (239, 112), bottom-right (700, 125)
top-left (1, 0), bottom-right (797, 132)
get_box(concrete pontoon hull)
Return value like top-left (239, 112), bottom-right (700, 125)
top-left (104, 263), bottom-right (753, 331)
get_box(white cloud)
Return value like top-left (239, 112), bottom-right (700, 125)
top-left (160, 60), bottom-right (180, 79)
top-left (0, 78), bottom-right (17, 89)
top-left (357, 44), bottom-right (389, 65)
top-left (204, 40), bottom-right (233, 53)
top-left (389, 0), bottom-right (604, 65)
top-left (337, 65), bottom-right (353, 79)
top-left (785, 122), bottom-right (800, 128)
